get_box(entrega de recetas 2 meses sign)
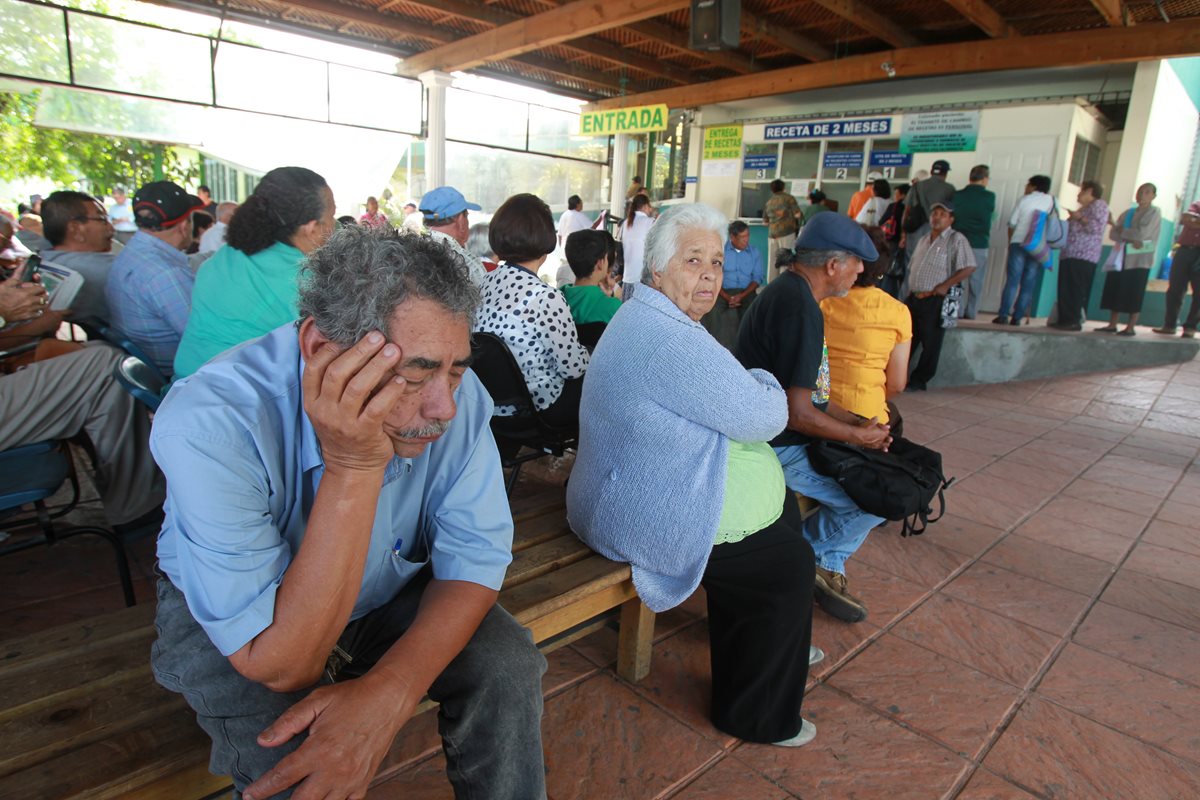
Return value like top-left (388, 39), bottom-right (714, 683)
top-left (579, 104), bottom-right (670, 136)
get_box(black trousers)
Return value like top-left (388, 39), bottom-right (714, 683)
top-left (1164, 245), bottom-right (1200, 331)
top-left (1057, 257), bottom-right (1098, 326)
top-left (906, 294), bottom-right (946, 386)
top-left (702, 492), bottom-right (815, 743)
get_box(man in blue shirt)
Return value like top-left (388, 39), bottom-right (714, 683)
top-left (701, 220), bottom-right (764, 350)
top-left (150, 227), bottom-right (546, 800)
top-left (106, 181), bottom-right (205, 375)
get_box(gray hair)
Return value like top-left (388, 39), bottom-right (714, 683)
top-left (792, 248), bottom-right (854, 269)
top-left (641, 202), bottom-right (728, 285)
top-left (466, 222), bottom-right (494, 260)
top-left (298, 225), bottom-right (480, 344)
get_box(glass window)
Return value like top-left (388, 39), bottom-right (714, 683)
top-left (528, 105), bottom-right (606, 162)
top-left (0, 0), bottom-right (70, 82)
top-left (822, 139), bottom-right (864, 183)
top-left (446, 88), bottom-right (528, 150)
top-left (35, 86), bottom-right (205, 145)
top-left (1068, 135), bottom-right (1102, 185)
top-left (220, 20), bottom-right (399, 72)
top-left (329, 64), bottom-right (421, 133)
top-left (868, 137), bottom-right (911, 184)
top-left (51, 0), bottom-right (220, 36)
top-left (742, 143), bottom-right (778, 181)
top-left (444, 141), bottom-right (603, 214)
top-left (68, 12), bottom-right (212, 102)
top-left (780, 141), bottom-right (820, 181)
top-left (215, 42), bottom-right (327, 120)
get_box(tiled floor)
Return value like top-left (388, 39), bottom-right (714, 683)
top-left (2, 357), bottom-right (1198, 799)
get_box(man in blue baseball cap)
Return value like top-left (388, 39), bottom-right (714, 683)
top-left (420, 186), bottom-right (486, 285)
top-left (736, 212), bottom-right (889, 625)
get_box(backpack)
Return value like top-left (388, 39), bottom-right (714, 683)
top-left (806, 437), bottom-right (954, 536)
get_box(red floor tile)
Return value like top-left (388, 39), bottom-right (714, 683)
top-left (1014, 513), bottom-right (1138, 564)
top-left (543, 644), bottom-right (601, 696)
top-left (828, 633), bottom-right (1021, 757)
top-left (954, 767), bottom-right (1041, 799)
top-left (853, 530), bottom-right (971, 589)
top-left (1153, 500), bottom-right (1196, 527)
top-left (621, 621), bottom-right (735, 748)
top-left (1099, 569), bottom-right (1200, 632)
top-left (1061, 479), bottom-right (1164, 518)
top-left (807, 612), bottom-right (878, 683)
top-left (951, 476), bottom-right (1054, 516)
top-left (1073, 602), bottom-right (1200, 688)
top-left (942, 562), bottom-right (1091, 636)
top-left (979, 535), bottom-right (1114, 596)
top-left (367, 754), bottom-right (454, 800)
top-left (736, 686), bottom-right (968, 800)
top-left (850, 561), bottom-right (930, 625)
top-left (541, 674), bottom-right (723, 800)
top-left (945, 488), bottom-right (1033, 531)
top-left (665, 757), bottom-right (789, 800)
top-left (983, 697), bottom-right (1200, 800)
top-left (890, 594), bottom-right (1060, 688)
top-left (913, 513), bottom-right (1006, 558)
top-left (1121, 541), bottom-right (1200, 590)
top-left (1036, 644), bottom-right (1200, 765)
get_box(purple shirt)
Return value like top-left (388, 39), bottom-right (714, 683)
top-left (1063, 198), bottom-right (1109, 263)
top-left (1179, 200), bottom-right (1200, 248)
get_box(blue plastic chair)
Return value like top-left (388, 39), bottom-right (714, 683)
top-left (0, 440), bottom-right (136, 607)
top-left (113, 355), bottom-right (167, 412)
top-left (94, 324), bottom-right (169, 386)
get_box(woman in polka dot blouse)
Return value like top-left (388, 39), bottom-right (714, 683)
top-left (475, 193), bottom-right (590, 427)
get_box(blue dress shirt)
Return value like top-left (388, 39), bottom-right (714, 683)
top-left (105, 231), bottom-right (195, 374)
top-left (722, 241), bottom-right (764, 290)
top-left (152, 324), bottom-right (513, 656)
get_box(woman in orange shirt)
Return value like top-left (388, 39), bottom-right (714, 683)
top-left (819, 227), bottom-right (912, 436)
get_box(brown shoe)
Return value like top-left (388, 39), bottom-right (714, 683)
top-left (814, 567), bottom-right (869, 623)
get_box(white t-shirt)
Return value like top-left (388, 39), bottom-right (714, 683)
top-left (621, 211), bottom-right (654, 284)
top-left (198, 221), bottom-right (227, 254)
top-left (557, 209), bottom-right (591, 244)
top-left (855, 197), bottom-right (890, 226)
top-left (108, 200), bottom-right (136, 232)
top-left (1008, 191), bottom-right (1056, 244)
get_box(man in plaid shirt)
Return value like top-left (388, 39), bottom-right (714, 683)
top-left (105, 181), bottom-right (207, 376)
top-left (905, 201), bottom-right (975, 390)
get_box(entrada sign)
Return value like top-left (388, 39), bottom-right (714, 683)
top-left (580, 104), bottom-right (669, 136)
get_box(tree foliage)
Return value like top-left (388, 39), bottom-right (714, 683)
top-left (0, 90), bottom-right (197, 193)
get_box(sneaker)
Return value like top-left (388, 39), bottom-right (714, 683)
top-left (1117, 328), bottom-right (1137, 337)
top-left (1152, 327), bottom-right (1177, 335)
top-left (772, 719), bottom-right (817, 748)
top-left (991, 315), bottom-right (1008, 325)
top-left (814, 567), bottom-right (868, 622)
top-left (809, 646), bottom-right (825, 666)
top-left (1182, 329), bottom-right (1195, 339)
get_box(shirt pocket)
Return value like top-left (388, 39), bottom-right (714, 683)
top-left (387, 528), bottom-right (431, 586)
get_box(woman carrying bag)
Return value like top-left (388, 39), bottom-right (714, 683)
top-left (1097, 183), bottom-right (1161, 336)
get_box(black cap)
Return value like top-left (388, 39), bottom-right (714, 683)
top-left (931, 159), bottom-right (951, 175)
top-left (133, 181), bottom-right (206, 228)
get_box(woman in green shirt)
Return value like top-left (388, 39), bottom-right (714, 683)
top-left (173, 167), bottom-right (336, 378)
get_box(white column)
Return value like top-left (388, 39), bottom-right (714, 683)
top-left (420, 70), bottom-right (454, 189)
top-left (611, 133), bottom-right (629, 218)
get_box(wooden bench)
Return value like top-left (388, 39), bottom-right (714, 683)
top-left (0, 483), bottom-right (650, 800)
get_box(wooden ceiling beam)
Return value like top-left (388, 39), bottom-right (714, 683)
top-left (1088, 0), bottom-right (1134, 26)
top-left (398, 0), bottom-right (690, 76)
top-left (627, 20), bottom-right (763, 74)
top-left (508, 54), bottom-right (626, 92)
top-left (589, 17), bottom-right (1200, 110)
top-left (741, 10), bottom-right (833, 61)
top-left (393, 0), bottom-right (696, 83)
top-left (939, 0), bottom-right (1019, 38)
top-left (809, 0), bottom-right (921, 48)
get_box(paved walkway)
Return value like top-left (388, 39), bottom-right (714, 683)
top-left (2, 359), bottom-right (1197, 799)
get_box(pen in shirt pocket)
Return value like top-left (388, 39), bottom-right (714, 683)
top-left (392, 537), bottom-right (404, 556)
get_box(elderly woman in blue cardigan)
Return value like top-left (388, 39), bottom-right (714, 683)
top-left (567, 203), bottom-right (819, 747)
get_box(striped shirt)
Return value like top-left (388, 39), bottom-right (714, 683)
top-left (908, 228), bottom-right (975, 294)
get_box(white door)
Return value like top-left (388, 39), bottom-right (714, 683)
top-left (972, 136), bottom-right (1058, 313)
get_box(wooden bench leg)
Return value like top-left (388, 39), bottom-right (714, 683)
top-left (616, 597), bottom-right (655, 683)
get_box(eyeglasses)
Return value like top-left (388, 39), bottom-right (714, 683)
top-left (74, 216), bottom-right (112, 225)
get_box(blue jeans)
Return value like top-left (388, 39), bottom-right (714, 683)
top-left (773, 443), bottom-right (885, 575)
top-left (999, 243), bottom-right (1042, 320)
top-left (151, 575), bottom-right (548, 799)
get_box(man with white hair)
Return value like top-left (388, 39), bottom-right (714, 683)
top-left (149, 226), bottom-right (546, 800)
top-left (198, 201), bottom-right (238, 255)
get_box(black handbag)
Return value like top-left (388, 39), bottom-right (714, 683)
top-left (807, 437), bottom-right (955, 536)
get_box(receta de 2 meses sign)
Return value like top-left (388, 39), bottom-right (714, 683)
top-left (764, 118), bottom-right (891, 140)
